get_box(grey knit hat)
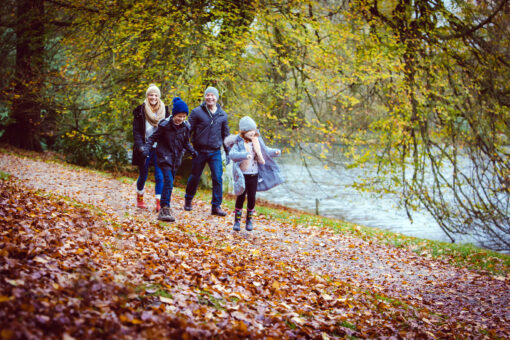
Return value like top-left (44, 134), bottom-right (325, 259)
top-left (239, 116), bottom-right (257, 132)
top-left (204, 87), bottom-right (219, 99)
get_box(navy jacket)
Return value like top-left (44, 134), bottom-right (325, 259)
top-left (145, 117), bottom-right (196, 171)
top-left (132, 104), bottom-right (170, 166)
top-left (188, 103), bottom-right (230, 153)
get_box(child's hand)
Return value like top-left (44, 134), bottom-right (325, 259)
top-left (275, 150), bottom-right (280, 155)
top-left (247, 154), bottom-right (253, 159)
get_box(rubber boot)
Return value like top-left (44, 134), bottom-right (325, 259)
top-left (136, 193), bottom-right (147, 209)
top-left (184, 198), bottom-right (193, 211)
top-left (155, 198), bottom-right (161, 212)
top-left (233, 209), bottom-right (242, 231)
top-left (246, 209), bottom-right (254, 231)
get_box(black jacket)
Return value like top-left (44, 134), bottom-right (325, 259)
top-left (132, 104), bottom-right (170, 166)
top-left (145, 117), bottom-right (196, 171)
top-left (188, 103), bottom-right (230, 153)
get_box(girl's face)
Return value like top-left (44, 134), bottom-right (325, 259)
top-left (173, 113), bottom-right (187, 125)
top-left (243, 130), bottom-right (256, 139)
top-left (147, 92), bottom-right (159, 106)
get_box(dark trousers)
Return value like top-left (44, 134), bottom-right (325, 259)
top-left (185, 150), bottom-right (223, 207)
top-left (235, 174), bottom-right (258, 211)
top-left (136, 148), bottom-right (163, 195)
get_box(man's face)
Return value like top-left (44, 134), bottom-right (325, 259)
top-left (173, 113), bottom-right (187, 125)
top-left (148, 92), bottom-right (159, 106)
top-left (205, 92), bottom-right (217, 107)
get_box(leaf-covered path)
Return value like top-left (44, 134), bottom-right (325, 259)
top-left (1, 152), bottom-right (509, 339)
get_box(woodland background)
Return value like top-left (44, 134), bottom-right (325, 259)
top-left (0, 0), bottom-right (509, 250)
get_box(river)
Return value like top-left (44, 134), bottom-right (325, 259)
top-left (225, 150), bottom-right (476, 245)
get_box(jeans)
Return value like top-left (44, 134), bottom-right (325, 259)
top-left (235, 173), bottom-right (258, 211)
top-left (136, 148), bottom-right (163, 196)
top-left (185, 149), bottom-right (223, 207)
top-left (161, 168), bottom-right (176, 207)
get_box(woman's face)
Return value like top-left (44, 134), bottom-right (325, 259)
top-left (147, 92), bottom-right (159, 106)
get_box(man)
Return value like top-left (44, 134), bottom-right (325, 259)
top-left (184, 87), bottom-right (230, 216)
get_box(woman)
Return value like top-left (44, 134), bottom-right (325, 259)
top-left (132, 84), bottom-right (170, 211)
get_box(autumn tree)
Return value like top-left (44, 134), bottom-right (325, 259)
top-left (341, 0), bottom-right (510, 249)
top-left (1, 0), bottom-right (45, 151)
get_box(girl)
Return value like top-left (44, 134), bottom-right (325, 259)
top-left (225, 116), bottom-right (283, 231)
top-left (132, 84), bottom-right (169, 211)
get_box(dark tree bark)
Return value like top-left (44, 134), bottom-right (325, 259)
top-left (2, 0), bottom-right (45, 151)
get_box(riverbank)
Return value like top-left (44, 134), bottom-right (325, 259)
top-left (1, 146), bottom-right (509, 338)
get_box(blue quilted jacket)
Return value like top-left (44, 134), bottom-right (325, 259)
top-left (225, 134), bottom-right (284, 196)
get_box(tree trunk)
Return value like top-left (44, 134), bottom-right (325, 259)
top-left (2, 0), bottom-right (45, 151)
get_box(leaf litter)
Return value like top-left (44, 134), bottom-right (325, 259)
top-left (0, 152), bottom-right (509, 339)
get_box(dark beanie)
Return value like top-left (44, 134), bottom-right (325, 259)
top-left (172, 97), bottom-right (189, 115)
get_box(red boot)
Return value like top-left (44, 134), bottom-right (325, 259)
top-left (136, 193), bottom-right (147, 209)
top-left (155, 198), bottom-right (161, 212)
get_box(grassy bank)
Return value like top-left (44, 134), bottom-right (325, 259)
top-left (192, 188), bottom-right (510, 276)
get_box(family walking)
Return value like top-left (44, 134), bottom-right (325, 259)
top-left (132, 84), bottom-right (283, 231)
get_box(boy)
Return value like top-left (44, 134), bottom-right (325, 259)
top-left (144, 97), bottom-right (197, 222)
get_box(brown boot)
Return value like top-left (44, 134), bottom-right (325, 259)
top-left (158, 206), bottom-right (175, 222)
top-left (136, 193), bottom-right (147, 209)
top-left (211, 206), bottom-right (227, 216)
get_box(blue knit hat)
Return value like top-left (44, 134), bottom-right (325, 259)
top-left (239, 116), bottom-right (257, 131)
top-left (204, 87), bottom-right (219, 99)
top-left (172, 97), bottom-right (189, 115)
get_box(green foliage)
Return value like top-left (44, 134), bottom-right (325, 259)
top-left (56, 130), bottom-right (128, 171)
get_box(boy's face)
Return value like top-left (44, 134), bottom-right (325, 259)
top-left (173, 113), bottom-right (187, 125)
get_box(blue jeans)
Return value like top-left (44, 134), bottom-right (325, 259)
top-left (161, 168), bottom-right (176, 207)
top-left (136, 148), bottom-right (163, 196)
top-left (185, 149), bottom-right (223, 207)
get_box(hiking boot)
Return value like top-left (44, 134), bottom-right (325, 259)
top-left (155, 198), bottom-right (161, 212)
top-left (211, 206), bottom-right (227, 216)
top-left (233, 209), bottom-right (242, 231)
top-left (136, 193), bottom-right (147, 209)
top-left (246, 209), bottom-right (254, 231)
top-left (184, 198), bottom-right (193, 211)
top-left (158, 206), bottom-right (175, 222)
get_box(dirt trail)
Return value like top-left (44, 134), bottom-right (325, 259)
top-left (1, 152), bottom-right (508, 335)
